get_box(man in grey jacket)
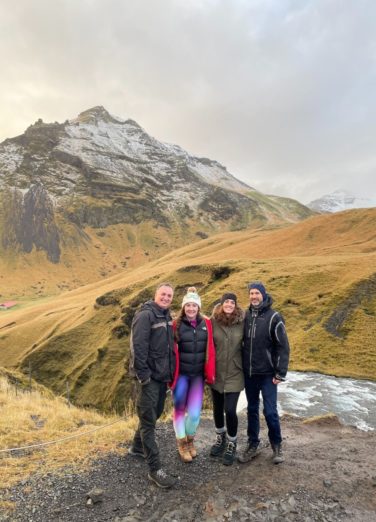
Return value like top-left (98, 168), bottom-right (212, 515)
top-left (129, 282), bottom-right (176, 488)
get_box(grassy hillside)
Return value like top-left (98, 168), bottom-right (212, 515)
top-left (0, 208), bottom-right (375, 412)
top-left (0, 184), bottom-right (315, 300)
top-left (0, 368), bottom-right (135, 498)
top-left (0, 217), bottom-right (218, 300)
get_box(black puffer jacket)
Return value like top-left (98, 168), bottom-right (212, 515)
top-left (242, 295), bottom-right (290, 379)
top-left (129, 300), bottom-right (176, 383)
top-left (178, 316), bottom-right (208, 377)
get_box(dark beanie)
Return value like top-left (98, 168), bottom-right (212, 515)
top-left (220, 292), bottom-right (237, 305)
top-left (248, 282), bottom-right (267, 301)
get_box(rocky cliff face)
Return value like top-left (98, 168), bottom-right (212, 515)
top-left (0, 106), bottom-right (313, 264)
top-left (2, 184), bottom-right (60, 263)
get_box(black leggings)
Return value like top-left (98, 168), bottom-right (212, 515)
top-left (211, 388), bottom-right (240, 438)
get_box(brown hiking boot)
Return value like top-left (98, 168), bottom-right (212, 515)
top-left (186, 435), bottom-right (197, 458)
top-left (177, 437), bottom-right (192, 463)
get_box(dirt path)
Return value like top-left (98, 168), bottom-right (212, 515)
top-left (2, 413), bottom-right (376, 522)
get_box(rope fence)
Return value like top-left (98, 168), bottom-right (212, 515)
top-left (1, 367), bottom-right (133, 455)
top-left (0, 416), bottom-right (130, 454)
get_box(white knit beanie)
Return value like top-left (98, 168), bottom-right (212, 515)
top-left (182, 286), bottom-right (201, 308)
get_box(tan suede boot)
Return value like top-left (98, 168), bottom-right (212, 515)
top-left (186, 435), bottom-right (197, 458)
top-left (177, 437), bottom-right (192, 463)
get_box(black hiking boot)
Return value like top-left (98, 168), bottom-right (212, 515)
top-left (272, 443), bottom-right (284, 464)
top-left (148, 468), bottom-right (175, 488)
top-left (210, 432), bottom-right (227, 457)
top-left (222, 440), bottom-right (237, 466)
top-left (238, 442), bottom-right (261, 463)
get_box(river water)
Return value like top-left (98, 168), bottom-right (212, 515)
top-left (237, 371), bottom-right (376, 431)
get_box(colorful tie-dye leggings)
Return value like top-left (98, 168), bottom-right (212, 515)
top-left (172, 374), bottom-right (204, 439)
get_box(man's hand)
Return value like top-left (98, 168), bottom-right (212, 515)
top-left (272, 377), bottom-right (282, 385)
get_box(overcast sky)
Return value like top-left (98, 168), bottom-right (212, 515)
top-left (1, 0), bottom-right (376, 203)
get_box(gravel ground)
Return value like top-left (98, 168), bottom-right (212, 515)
top-left (1, 413), bottom-right (376, 522)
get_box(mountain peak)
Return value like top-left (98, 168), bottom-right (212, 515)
top-left (0, 106), bottom-right (313, 269)
top-left (307, 189), bottom-right (376, 213)
top-left (74, 106), bottom-right (123, 125)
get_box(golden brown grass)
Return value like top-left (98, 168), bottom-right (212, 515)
top-left (0, 208), bottom-right (375, 412)
top-left (0, 209), bottom-right (251, 301)
top-left (0, 371), bottom-right (136, 491)
top-left (302, 413), bottom-right (342, 426)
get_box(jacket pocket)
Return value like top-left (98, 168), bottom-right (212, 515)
top-left (149, 355), bottom-right (168, 379)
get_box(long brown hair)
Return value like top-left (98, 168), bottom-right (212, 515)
top-left (212, 303), bottom-right (244, 326)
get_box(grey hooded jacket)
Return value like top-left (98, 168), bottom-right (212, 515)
top-left (129, 300), bottom-right (176, 383)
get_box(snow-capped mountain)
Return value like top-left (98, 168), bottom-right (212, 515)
top-left (0, 106), bottom-right (250, 202)
top-left (307, 190), bottom-right (376, 213)
top-left (0, 106), bottom-right (312, 264)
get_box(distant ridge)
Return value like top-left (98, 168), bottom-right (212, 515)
top-left (307, 189), bottom-right (376, 213)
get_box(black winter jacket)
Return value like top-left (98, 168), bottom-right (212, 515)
top-left (129, 300), bottom-right (176, 383)
top-left (242, 295), bottom-right (290, 379)
top-left (178, 316), bottom-right (208, 377)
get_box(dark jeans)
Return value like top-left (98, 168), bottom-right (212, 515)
top-left (132, 379), bottom-right (167, 471)
top-left (244, 373), bottom-right (282, 446)
top-left (211, 388), bottom-right (240, 438)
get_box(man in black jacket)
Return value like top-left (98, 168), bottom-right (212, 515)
top-left (129, 282), bottom-right (176, 488)
top-left (239, 281), bottom-right (290, 465)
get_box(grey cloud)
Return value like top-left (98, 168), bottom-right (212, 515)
top-left (1, 0), bottom-right (376, 203)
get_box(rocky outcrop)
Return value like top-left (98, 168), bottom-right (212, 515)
top-left (325, 273), bottom-right (376, 337)
top-left (0, 106), bottom-right (314, 264)
top-left (2, 184), bottom-right (60, 263)
top-left (0, 107), bottom-right (313, 225)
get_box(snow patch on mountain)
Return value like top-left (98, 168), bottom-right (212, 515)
top-left (307, 190), bottom-right (376, 213)
top-left (0, 106), bottom-right (312, 233)
top-left (0, 143), bottom-right (24, 177)
top-left (60, 107), bottom-right (250, 193)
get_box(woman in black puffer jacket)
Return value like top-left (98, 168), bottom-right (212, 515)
top-left (171, 287), bottom-right (215, 463)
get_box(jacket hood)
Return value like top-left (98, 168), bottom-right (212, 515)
top-left (212, 303), bottom-right (244, 326)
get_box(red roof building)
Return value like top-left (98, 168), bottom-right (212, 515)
top-left (0, 301), bottom-right (18, 309)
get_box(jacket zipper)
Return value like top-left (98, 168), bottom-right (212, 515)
top-left (166, 317), bottom-right (172, 380)
top-left (193, 327), bottom-right (197, 370)
top-left (249, 310), bottom-right (258, 376)
top-left (224, 327), bottom-right (230, 393)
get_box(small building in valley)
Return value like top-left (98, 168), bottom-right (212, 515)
top-left (0, 301), bottom-right (18, 310)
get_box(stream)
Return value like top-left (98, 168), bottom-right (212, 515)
top-left (237, 371), bottom-right (376, 431)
